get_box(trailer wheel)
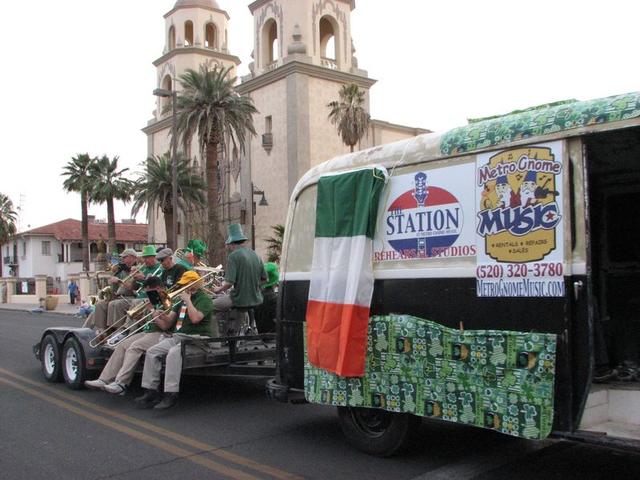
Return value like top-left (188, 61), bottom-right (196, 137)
top-left (337, 407), bottom-right (421, 457)
top-left (41, 334), bottom-right (62, 383)
top-left (62, 337), bottom-right (86, 389)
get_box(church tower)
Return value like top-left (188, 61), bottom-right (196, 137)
top-left (237, 0), bottom-right (376, 255)
top-left (143, 0), bottom-right (241, 246)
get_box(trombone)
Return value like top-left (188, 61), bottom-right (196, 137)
top-left (106, 271), bottom-right (216, 348)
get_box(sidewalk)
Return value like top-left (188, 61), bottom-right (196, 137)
top-left (0, 302), bottom-right (79, 316)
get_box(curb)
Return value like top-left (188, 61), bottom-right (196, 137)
top-left (0, 306), bottom-right (76, 316)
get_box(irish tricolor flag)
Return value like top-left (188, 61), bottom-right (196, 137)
top-left (306, 167), bottom-right (387, 377)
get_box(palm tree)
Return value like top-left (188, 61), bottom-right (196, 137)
top-left (327, 83), bottom-right (370, 152)
top-left (62, 153), bottom-right (95, 271)
top-left (130, 153), bottom-right (206, 248)
top-left (174, 64), bottom-right (257, 261)
top-left (0, 193), bottom-right (16, 279)
top-left (90, 155), bottom-right (133, 254)
top-left (0, 193), bottom-right (17, 245)
top-left (263, 224), bottom-right (284, 263)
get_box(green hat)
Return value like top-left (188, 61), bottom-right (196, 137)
top-left (262, 262), bottom-right (279, 288)
top-left (141, 245), bottom-right (157, 257)
top-left (225, 223), bottom-right (248, 244)
top-left (187, 239), bottom-right (207, 257)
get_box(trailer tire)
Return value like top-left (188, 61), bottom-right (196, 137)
top-left (61, 337), bottom-right (87, 389)
top-left (40, 334), bottom-right (62, 383)
top-left (337, 407), bottom-right (421, 457)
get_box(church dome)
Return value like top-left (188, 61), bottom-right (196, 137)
top-left (174, 0), bottom-right (220, 9)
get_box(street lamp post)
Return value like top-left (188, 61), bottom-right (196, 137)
top-left (153, 88), bottom-right (178, 250)
top-left (251, 182), bottom-right (268, 250)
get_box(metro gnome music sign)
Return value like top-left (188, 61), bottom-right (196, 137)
top-left (475, 141), bottom-right (565, 297)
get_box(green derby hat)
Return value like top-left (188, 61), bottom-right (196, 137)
top-left (187, 239), bottom-right (207, 257)
top-left (141, 245), bottom-right (157, 257)
top-left (262, 262), bottom-right (279, 288)
top-left (225, 223), bottom-right (248, 244)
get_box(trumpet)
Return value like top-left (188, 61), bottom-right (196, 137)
top-left (107, 271), bottom-right (216, 348)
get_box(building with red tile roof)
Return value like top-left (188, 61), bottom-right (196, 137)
top-left (1, 218), bottom-right (150, 281)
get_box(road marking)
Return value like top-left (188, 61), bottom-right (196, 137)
top-left (0, 375), bottom-right (260, 480)
top-left (0, 368), bottom-right (303, 480)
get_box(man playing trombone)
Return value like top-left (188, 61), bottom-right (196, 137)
top-left (84, 276), bottom-right (173, 394)
top-left (106, 245), bottom-right (163, 330)
top-left (83, 248), bottom-right (139, 332)
top-left (135, 270), bottom-right (214, 409)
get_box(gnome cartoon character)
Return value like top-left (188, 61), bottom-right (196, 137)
top-left (519, 171), bottom-right (538, 207)
top-left (495, 176), bottom-right (517, 208)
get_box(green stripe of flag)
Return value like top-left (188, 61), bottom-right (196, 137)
top-left (315, 168), bottom-right (386, 239)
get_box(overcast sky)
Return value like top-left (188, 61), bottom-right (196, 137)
top-left (1, 0), bottom-right (637, 232)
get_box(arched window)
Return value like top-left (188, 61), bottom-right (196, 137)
top-left (319, 16), bottom-right (338, 67)
top-left (205, 23), bottom-right (217, 49)
top-left (262, 19), bottom-right (279, 67)
top-left (168, 25), bottom-right (176, 51)
top-left (184, 21), bottom-right (194, 46)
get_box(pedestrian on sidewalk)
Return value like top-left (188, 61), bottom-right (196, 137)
top-left (68, 279), bottom-right (79, 305)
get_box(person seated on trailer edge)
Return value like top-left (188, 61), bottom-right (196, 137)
top-left (82, 249), bottom-right (139, 332)
top-left (135, 270), bottom-right (214, 410)
top-left (84, 276), bottom-right (174, 394)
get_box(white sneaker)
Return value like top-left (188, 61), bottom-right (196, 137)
top-left (103, 382), bottom-right (127, 395)
top-left (84, 379), bottom-right (107, 390)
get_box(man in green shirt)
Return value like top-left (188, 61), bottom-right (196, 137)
top-left (212, 224), bottom-right (266, 330)
top-left (135, 271), bottom-right (214, 410)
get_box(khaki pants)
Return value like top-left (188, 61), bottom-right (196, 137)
top-left (140, 334), bottom-right (208, 393)
top-left (107, 297), bottom-right (140, 328)
top-left (82, 297), bottom-right (138, 330)
top-left (83, 300), bottom-right (108, 330)
top-left (98, 332), bottom-right (163, 386)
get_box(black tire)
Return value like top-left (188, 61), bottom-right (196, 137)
top-left (61, 337), bottom-right (87, 390)
top-left (40, 334), bottom-right (62, 383)
top-left (337, 407), bottom-right (421, 457)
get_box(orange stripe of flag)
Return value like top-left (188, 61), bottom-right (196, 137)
top-left (306, 300), bottom-right (370, 377)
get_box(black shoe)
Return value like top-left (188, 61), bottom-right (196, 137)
top-left (154, 392), bottom-right (179, 410)
top-left (615, 361), bottom-right (638, 382)
top-left (593, 366), bottom-right (617, 383)
top-left (134, 389), bottom-right (161, 409)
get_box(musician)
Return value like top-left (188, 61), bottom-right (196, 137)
top-left (157, 247), bottom-right (187, 289)
top-left (135, 271), bottom-right (214, 409)
top-left (84, 276), bottom-right (174, 394)
top-left (175, 239), bottom-right (207, 271)
top-left (82, 248), bottom-right (139, 332)
top-left (211, 224), bottom-right (266, 324)
top-left (187, 239), bottom-right (207, 266)
top-left (107, 245), bottom-right (162, 328)
top-left (254, 262), bottom-right (279, 333)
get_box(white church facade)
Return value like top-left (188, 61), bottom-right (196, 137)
top-left (144, 0), bottom-right (428, 257)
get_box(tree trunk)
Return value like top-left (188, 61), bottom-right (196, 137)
top-left (164, 207), bottom-right (174, 250)
top-left (106, 197), bottom-right (117, 254)
top-left (205, 140), bottom-right (225, 265)
top-left (81, 190), bottom-right (90, 272)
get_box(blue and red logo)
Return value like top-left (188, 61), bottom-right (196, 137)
top-left (385, 173), bottom-right (464, 258)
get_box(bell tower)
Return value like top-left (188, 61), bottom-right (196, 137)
top-left (238, 0), bottom-right (375, 255)
top-left (143, 0), bottom-right (241, 246)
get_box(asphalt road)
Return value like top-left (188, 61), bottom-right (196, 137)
top-left (1, 310), bottom-right (640, 480)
